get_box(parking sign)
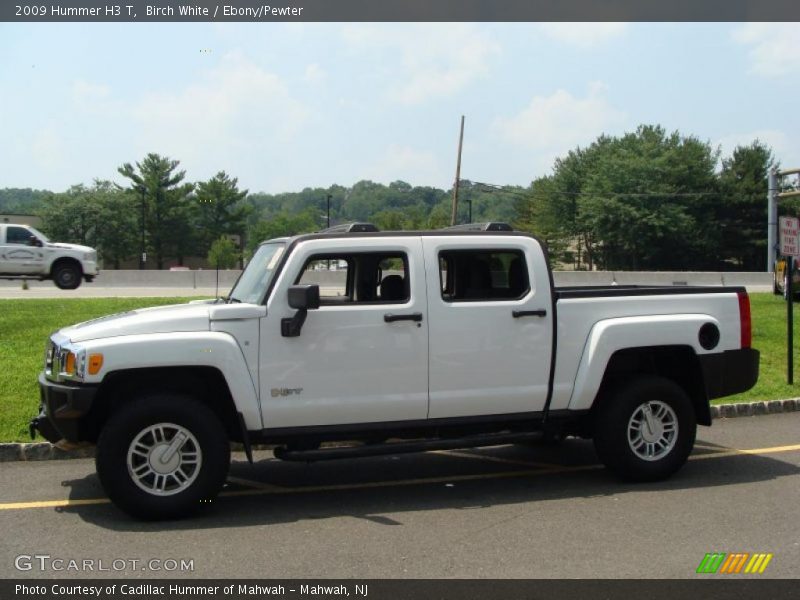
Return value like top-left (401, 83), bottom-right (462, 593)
top-left (780, 216), bottom-right (800, 257)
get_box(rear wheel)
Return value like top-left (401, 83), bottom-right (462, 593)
top-left (96, 394), bottom-right (230, 520)
top-left (593, 376), bottom-right (696, 482)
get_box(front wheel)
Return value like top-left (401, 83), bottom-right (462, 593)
top-left (52, 262), bottom-right (82, 290)
top-left (593, 377), bottom-right (696, 482)
top-left (96, 394), bottom-right (230, 520)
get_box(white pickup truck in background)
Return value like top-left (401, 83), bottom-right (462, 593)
top-left (0, 223), bottom-right (98, 289)
top-left (31, 224), bottom-right (759, 519)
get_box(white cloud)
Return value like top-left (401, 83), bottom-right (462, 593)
top-left (72, 80), bottom-right (110, 106)
top-left (493, 82), bottom-right (627, 169)
top-left (364, 144), bottom-right (446, 187)
top-left (341, 24), bottom-right (500, 105)
top-left (31, 127), bottom-right (65, 170)
top-left (538, 23), bottom-right (627, 47)
top-left (303, 63), bottom-right (326, 85)
top-left (732, 24), bottom-right (800, 77)
top-left (131, 52), bottom-right (309, 172)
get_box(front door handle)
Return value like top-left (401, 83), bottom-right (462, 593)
top-left (384, 312), bottom-right (423, 323)
top-left (512, 309), bottom-right (547, 318)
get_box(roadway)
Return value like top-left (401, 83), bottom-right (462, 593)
top-left (1, 412), bottom-right (798, 579)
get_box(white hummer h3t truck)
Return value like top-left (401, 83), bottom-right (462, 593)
top-left (31, 225), bottom-right (760, 519)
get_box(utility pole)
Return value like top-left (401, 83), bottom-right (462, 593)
top-left (326, 194), bottom-right (332, 229)
top-left (450, 115), bottom-right (465, 226)
top-left (139, 185), bottom-right (146, 270)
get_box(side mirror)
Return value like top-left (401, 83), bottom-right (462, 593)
top-left (28, 236), bottom-right (43, 247)
top-left (288, 284), bottom-right (320, 310)
top-left (282, 284), bottom-right (320, 337)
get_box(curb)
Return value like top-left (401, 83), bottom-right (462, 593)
top-left (2, 398), bottom-right (799, 463)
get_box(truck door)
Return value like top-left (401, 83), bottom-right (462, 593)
top-left (422, 236), bottom-right (553, 418)
top-left (259, 237), bottom-right (429, 429)
top-left (0, 226), bottom-right (44, 274)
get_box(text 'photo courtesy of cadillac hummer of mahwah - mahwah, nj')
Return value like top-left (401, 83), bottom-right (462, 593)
top-left (31, 222), bottom-right (760, 520)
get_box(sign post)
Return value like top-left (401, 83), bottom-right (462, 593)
top-left (779, 216), bottom-right (799, 384)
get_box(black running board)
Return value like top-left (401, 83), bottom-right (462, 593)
top-left (273, 431), bottom-right (546, 462)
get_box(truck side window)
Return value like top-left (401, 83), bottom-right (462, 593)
top-left (439, 249), bottom-right (529, 302)
top-left (6, 226), bottom-right (32, 245)
top-left (296, 252), bottom-right (409, 305)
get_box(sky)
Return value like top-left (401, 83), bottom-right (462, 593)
top-left (1, 22), bottom-right (800, 194)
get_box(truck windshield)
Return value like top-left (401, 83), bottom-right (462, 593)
top-left (228, 243), bottom-right (285, 304)
top-left (27, 226), bottom-right (49, 243)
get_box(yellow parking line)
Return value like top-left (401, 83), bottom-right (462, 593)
top-left (0, 442), bottom-right (797, 511)
top-left (0, 498), bottom-right (110, 510)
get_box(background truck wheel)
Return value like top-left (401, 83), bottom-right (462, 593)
top-left (593, 376), bottom-right (696, 482)
top-left (52, 261), bottom-right (82, 290)
top-left (96, 394), bottom-right (230, 520)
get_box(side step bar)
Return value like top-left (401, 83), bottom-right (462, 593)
top-left (273, 431), bottom-right (549, 462)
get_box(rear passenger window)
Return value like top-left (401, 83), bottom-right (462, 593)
top-left (439, 249), bottom-right (529, 302)
top-left (296, 252), bottom-right (409, 305)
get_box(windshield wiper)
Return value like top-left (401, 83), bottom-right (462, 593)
top-left (225, 296), bottom-right (242, 304)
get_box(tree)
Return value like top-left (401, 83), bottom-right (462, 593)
top-left (717, 141), bottom-right (776, 270)
top-left (38, 181), bottom-right (137, 268)
top-left (118, 153), bottom-right (195, 269)
top-left (515, 125), bottom-right (721, 270)
top-left (207, 236), bottom-right (239, 270)
top-left (246, 209), bottom-right (319, 256)
top-left (195, 172), bottom-right (250, 255)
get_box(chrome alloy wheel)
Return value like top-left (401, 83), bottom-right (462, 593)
top-left (627, 400), bottom-right (678, 461)
top-left (127, 423), bottom-right (202, 496)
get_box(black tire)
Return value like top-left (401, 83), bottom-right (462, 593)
top-left (593, 376), bottom-right (696, 482)
top-left (52, 261), bottom-right (82, 290)
top-left (96, 394), bottom-right (230, 520)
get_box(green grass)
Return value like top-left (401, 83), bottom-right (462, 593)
top-left (0, 298), bottom-right (198, 442)
top-left (0, 293), bottom-right (797, 442)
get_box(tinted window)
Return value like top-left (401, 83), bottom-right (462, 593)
top-left (6, 226), bottom-right (31, 245)
top-left (439, 249), bottom-right (529, 302)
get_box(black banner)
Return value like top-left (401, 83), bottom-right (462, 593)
top-left (4, 580), bottom-right (800, 600)
top-left (3, 0), bottom-right (800, 23)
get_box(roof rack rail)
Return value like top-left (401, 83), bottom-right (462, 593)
top-left (319, 222), bottom-right (380, 233)
top-left (442, 222), bottom-right (514, 232)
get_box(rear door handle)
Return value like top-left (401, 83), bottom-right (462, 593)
top-left (384, 312), bottom-right (423, 323)
top-left (512, 309), bottom-right (547, 318)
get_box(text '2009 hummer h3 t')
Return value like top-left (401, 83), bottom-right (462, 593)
top-left (32, 225), bottom-right (759, 519)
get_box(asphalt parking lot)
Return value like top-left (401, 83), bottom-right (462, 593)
top-left (1, 413), bottom-right (798, 579)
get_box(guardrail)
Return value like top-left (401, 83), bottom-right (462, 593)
top-left (0, 270), bottom-right (774, 289)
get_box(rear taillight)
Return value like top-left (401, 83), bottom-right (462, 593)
top-left (737, 291), bottom-right (752, 348)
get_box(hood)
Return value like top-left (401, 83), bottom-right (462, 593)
top-left (48, 242), bottom-right (95, 254)
top-left (62, 303), bottom-right (211, 343)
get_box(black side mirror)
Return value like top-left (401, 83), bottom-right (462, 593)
top-left (28, 236), bottom-right (43, 247)
top-left (288, 284), bottom-right (320, 310)
top-left (282, 284), bottom-right (320, 337)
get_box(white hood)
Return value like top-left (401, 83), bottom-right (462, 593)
top-left (62, 303), bottom-right (211, 343)
top-left (48, 242), bottom-right (95, 254)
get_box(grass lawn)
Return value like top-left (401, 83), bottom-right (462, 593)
top-left (0, 297), bottom-right (198, 442)
top-left (0, 293), bottom-right (797, 442)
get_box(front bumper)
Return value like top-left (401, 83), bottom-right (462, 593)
top-left (30, 372), bottom-right (98, 443)
top-left (700, 347), bottom-right (760, 400)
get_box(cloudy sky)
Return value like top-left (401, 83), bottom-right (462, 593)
top-left (2, 22), bottom-right (799, 194)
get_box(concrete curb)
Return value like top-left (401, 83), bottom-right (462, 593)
top-left (2, 398), bottom-right (798, 462)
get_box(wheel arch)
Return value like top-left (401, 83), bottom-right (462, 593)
top-left (591, 346), bottom-right (711, 426)
top-left (84, 366), bottom-right (245, 444)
